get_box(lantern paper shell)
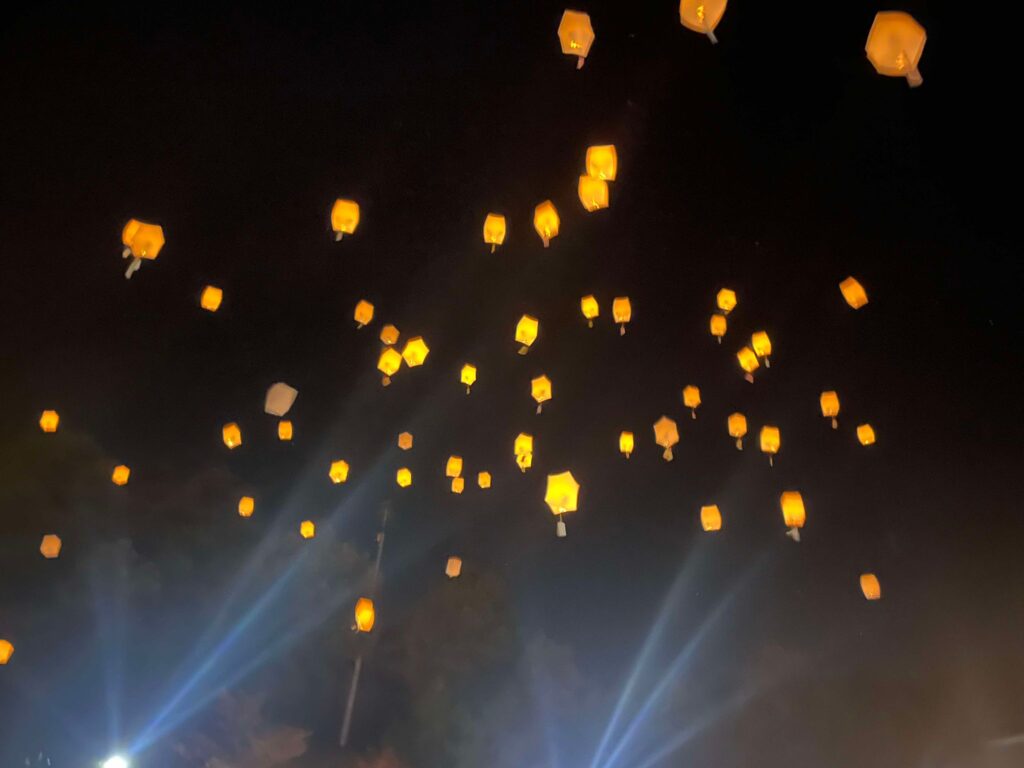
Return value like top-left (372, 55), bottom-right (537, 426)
top-left (401, 337), bottom-right (430, 367)
top-left (581, 295), bottom-right (599, 327)
top-left (716, 288), bottom-right (737, 314)
top-left (121, 219), bottom-right (164, 278)
top-left (461, 363), bottom-right (477, 393)
top-left (545, 471), bottom-right (580, 515)
top-left (0, 639), bottom-right (13, 665)
top-left (478, 471), bottom-right (492, 489)
top-left (446, 556), bottom-right (463, 579)
top-left (737, 346), bottom-right (759, 381)
top-left (709, 314), bottom-right (727, 343)
top-left (728, 412), bottom-right (747, 450)
top-left (396, 467), bottom-right (412, 487)
top-left (865, 11), bottom-right (926, 87)
top-left (223, 422), bottom-right (242, 449)
top-left (839, 277), bottom-right (869, 309)
top-left (751, 331), bottom-right (772, 366)
top-left (112, 465), bottom-right (131, 485)
top-left (760, 426), bottom-right (780, 465)
top-left (354, 300), bottom-right (375, 329)
top-left (585, 144), bottom-right (618, 181)
top-left (700, 505), bottom-right (722, 532)
top-left (451, 476), bottom-right (465, 494)
top-left (380, 324), bottom-right (400, 346)
top-left (653, 416), bottom-right (679, 461)
top-left (483, 213), bottom-right (507, 252)
top-left (300, 520), bottom-right (315, 539)
top-left (446, 455), bottom-right (464, 479)
top-left (531, 375), bottom-right (553, 413)
top-left (679, 0), bottom-right (727, 44)
top-left (264, 382), bottom-right (298, 416)
top-left (857, 424), bottom-right (876, 446)
top-left (200, 285), bottom-right (223, 312)
top-left (578, 175), bottom-right (609, 212)
top-left (557, 10), bottom-right (595, 69)
top-left (40, 534), bottom-right (62, 559)
top-left (683, 385), bottom-right (701, 418)
top-left (238, 496), bottom-right (255, 517)
top-left (534, 200), bottom-right (560, 247)
top-left (619, 430), bottom-right (634, 458)
top-left (277, 420), bottom-right (293, 441)
top-left (780, 491), bottom-right (806, 530)
top-left (39, 410), bottom-right (59, 433)
top-left (514, 433), bottom-right (534, 472)
top-left (329, 460), bottom-right (350, 484)
top-left (820, 391), bottom-right (840, 429)
top-left (398, 432), bottom-right (413, 450)
top-left (516, 314), bottom-right (539, 354)
top-left (612, 297), bottom-right (632, 335)
top-left (860, 573), bottom-right (882, 600)
top-left (331, 199), bottom-right (360, 239)
top-left (378, 348), bottom-right (403, 386)
top-left (354, 597), bottom-right (375, 632)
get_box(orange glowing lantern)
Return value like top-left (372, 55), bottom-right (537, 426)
top-left (238, 496), bottom-right (255, 517)
top-left (446, 556), bottom-right (463, 579)
top-left (653, 416), bottom-right (679, 461)
top-left (857, 424), bottom-right (876, 446)
top-left (39, 410), bottom-right (59, 433)
top-left (277, 420), bottom-right (293, 441)
top-left (751, 330), bottom-right (772, 367)
top-left (839, 277), bottom-right (869, 309)
top-left (396, 467), bottom-right (412, 488)
top-left (682, 385), bottom-right (701, 419)
top-left (578, 175), bottom-right (609, 212)
top-left (378, 347), bottom-right (403, 386)
top-left (728, 412), bottom-right (747, 450)
top-left (612, 296), bottom-right (632, 335)
top-left (478, 471), bottom-right (492, 489)
top-left (860, 573), bottom-right (882, 600)
top-left (545, 470), bottom-right (580, 538)
top-left (865, 11), bottom-right (926, 88)
top-left (401, 337), bottom-right (430, 367)
top-left (619, 430), bottom-right (634, 459)
top-left (531, 375), bottom-right (552, 414)
top-left (679, 0), bottom-right (728, 44)
top-left (709, 314), bottom-right (726, 343)
top-left (354, 597), bottom-right (375, 632)
top-left (380, 324), bottom-right (400, 346)
top-left (585, 144), bottom-right (618, 181)
top-left (40, 534), bottom-right (62, 559)
top-left (737, 346), bottom-right (759, 382)
top-left (483, 213), bottom-right (507, 253)
top-left (716, 288), bottom-right (736, 314)
top-left (330, 199), bottom-right (360, 240)
top-left (700, 505), bottom-right (722, 532)
top-left (461, 363), bottom-right (477, 394)
top-left (300, 520), bottom-right (315, 539)
top-left (516, 314), bottom-right (539, 354)
top-left (446, 455), bottom-right (464, 479)
top-left (820, 391), bottom-right (840, 429)
top-left (200, 285), bottom-right (223, 312)
top-left (0, 639), bottom-right (13, 665)
top-left (111, 464), bottom-right (131, 486)
top-left (534, 200), bottom-right (560, 247)
top-left (329, 460), bottom-right (350, 484)
top-left (398, 432), bottom-right (413, 450)
top-left (223, 422), bottom-right (242, 449)
top-left (514, 433), bottom-right (534, 472)
top-left (354, 300), bottom-right (375, 329)
top-left (451, 476), bottom-right (465, 494)
top-left (760, 426), bottom-right (780, 466)
top-left (581, 295), bottom-right (599, 327)
top-left (558, 10), bottom-right (595, 69)
top-left (121, 218), bottom-right (165, 279)
top-left (780, 491), bottom-right (806, 540)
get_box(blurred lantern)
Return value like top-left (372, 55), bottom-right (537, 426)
top-left (329, 460), bottom-right (350, 484)
top-left (751, 330), bottom-right (772, 367)
top-left (534, 200), bottom-right (560, 247)
top-left (121, 218), bottom-right (165, 279)
top-left (700, 505), bottom-right (722, 532)
top-left (653, 416), bottom-right (679, 461)
top-left (839, 277), bottom-right (869, 309)
top-left (451, 476), bottom-right (465, 494)
top-left (380, 324), bottom-right (400, 346)
top-left (860, 573), bottom-right (882, 600)
top-left (0, 639), bottom-right (13, 665)
top-left (679, 0), bottom-right (728, 44)
top-left (200, 285), bottom-right (223, 312)
top-left (737, 346), bottom-right (759, 382)
top-left (531, 374), bottom-right (553, 414)
top-left (760, 426), bottom-right (780, 466)
top-left (398, 432), bottom-right (413, 450)
top-left (446, 455), bottom-right (464, 478)
top-left (39, 410), bottom-right (59, 433)
top-left (277, 420), bottom-right (293, 441)
top-left (354, 300), bottom-right (375, 329)
top-left (112, 465), bottom-right (131, 485)
top-left (612, 296), bottom-right (632, 335)
top-left (581, 295), bottom-right (599, 327)
top-left (378, 347), bottom-right (402, 386)
top-left (238, 496), bottom-right (255, 518)
top-left (514, 433), bottom-right (534, 472)
top-left (516, 314), bottom-right (539, 354)
top-left (484, 213), bottom-right (507, 253)
top-left (223, 422), bottom-right (242, 449)
top-left (446, 556), bottom-right (463, 579)
top-left (710, 314), bottom-right (727, 343)
top-left (478, 471), bottom-right (492, 489)
top-left (865, 11), bottom-right (926, 87)
top-left (401, 336), bottom-right (430, 367)
top-left (619, 430), bottom-right (634, 459)
top-left (558, 10), bottom-right (595, 69)
top-left (857, 423), bottom-right (876, 446)
top-left (578, 175), bottom-right (609, 212)
top-left (264, 382), bottom-right (298, 416)
top-left (396, 468), bottom-right (412, 487)
top-left (780, 491), bottom-right (806, 541)
top-left (728, 412), bottom-right (747, 450)
top-left (716, 288), bottom-right (737, 314)
top-left (330, 199), bottom-right (360, 240)
top-left (40, 534), bottom-right (62, 559)
top-left (682, 385), bottom-right (701, 419)
top-left (820, 391), bottom-right (840, 429)
top-left (545, 470), bottom-right (580, 538)
top-left (586, 144), bottom-right (618, 181)
top-left (300, 520), bottom-right (315, 539)
top-left (354, 597), bottom-right (375, 632)
top-left (461, 363), bottom-right (477, 394)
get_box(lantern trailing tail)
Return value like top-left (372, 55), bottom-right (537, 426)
top-left (537, 404), bottom-right (543, 415)
top-left (831, 417), bottom-right (838, 429)
top-left (764, 356), bottom-right (771, 368)
top-left (518, 345), bottom-right (529, 355)
top-left (768, 455), bottom-right (774, 467)
top-left (701, 13), bottom-right (718, 44)
top-left (124, 253), bottom-right (143, 279)
top-left (663, 447), bottom-right (673, 461)
top-left (735, 437), bottom-right (743, 450)
top-left (786, 527), bottom-right (801, 542)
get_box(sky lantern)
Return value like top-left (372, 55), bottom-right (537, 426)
top-left (451, 476), bottom-right (465, 494)
top-left (728, 412), bottom-right (747, 450)
top-left (857, 423), bottom-right (876, 446)
top-left (446, 556), bottom-right (463, 579)
top-left (238, 496), bottom-right (255, 518)
top-left (330, 199), bottom-right (360, 240)
top-left (200, 285), bottom-right (223, 312)
top-left (379, 324), bottom-right (400, 346)
top-left (580, 295), bottom-right (599, 327)
top-left (39, 410), bottom-right (59, 433)
top-left (860, 573), bottom-right (882, 600)
top-left (401, 336), bottom-right (430, 367)
top-left (354, 300), bottom-right (375, 329)
top-left (300, 520), bottom-right (315, 539)
top-left (461, 363), bottom-right (477, 394)
top-left (820, 391), bottom-right (840, 429)
top-left (619, 430), bottom-right (634, 459)
top-left (514, 433), bottom-right (534, 472)
top-left (111, 464), bottom-right (131, 486)
top-left (446, 455), bottom-right (463, 478)
top-left (277, 420), bottom-right (294, 441)
top-left (865, 11), bottom-right (926, 87)
top-left (531, 375), bottom-right (552, 414)
top-left (700, 505), bottom-right (722, 532)
top-left (612, 296), bottom-right (632, 335)
top-left (679, 0), bottom-right (727, 44)
top-left (398, 432), bottom-right (413, 450)
top-left (716, 288), bottom-right (737, 314)
top-left (578, 175), bottom-right (609, 212)
top-left (40, 534), bottom-right (62, 559)
top-left (653, 416), bottom-right (679, 461)
top-left (533, 200), bottom-right (560, 247)
top-left (780, 491), bottom-right (806, 541)
top-left (709, 314), bottom-right (726, 343)
top-left (377, 347), bottom-right (403, 386)
top-left (121, 218), bottom-right (164, 279)
top-left (329, 460), bottom-right (350, 484)
top-left (354, 597), bottom-right (375, 633)
top-left (839, 277), bottom-right (869, 309)
top-left (760, 425), bottom-right (780, 466)
top-left (545, 470), bottom-right (580, 538)
top-left (478, 471), bottom-right (491, 489)
top-left (223, 422), bottom-right (242, 449)
top-left (264, 382), bottom-right (298, 417)
top-left (737, 346), bottom-right (759, 382)
top-left (0, 639), bottom-right (13, 665)
top-left (516, 314), bottom-right (539, 354)
top-left (751, 331), bottom-right (772, 367)
top-left (682, 385), bottom-right (701, 419)
top-left (557, 10), bottom-right (595, 69)
top-left (585, 144), bottom-right (617, 181)
top-left (396, 467), bottom-right (412, 488)
top-left (483, 213), bottom-right (507, 252)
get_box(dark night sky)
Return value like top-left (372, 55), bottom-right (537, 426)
top-left (1, 2), bottom-right (1022, 766)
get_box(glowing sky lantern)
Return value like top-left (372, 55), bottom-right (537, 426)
top-left (679, 0), bottom-right (727, 44)
top-left (396, 467), bottom-right (412, 488)
top-left (223, 422), bottom-right (242, 449)
top-left (716, 288), bottom-right (737, 314)
top-left (39, 410), bottom-right (59, 433)
top-left (700, 505), bottom-right (722, 532)
top-left (401, 336), bottom-right (430, 367)
top-left (866, 11), bottom-right (926, 88)
top-left (780, 491), bottom-right (806, 541)
top-left (277, 420), bottom-right (294, 441)
top-left (354, 598), bottom-right (375, 633)
top-left (451, 476), bottom-right (465, 494)
top-left (728, 412), bottom-right (747, 450)
top-left (619, 430), bottom-right (634, 459)
top-left (0, 639), bottom-right (13, 665)
top-left (709, 314), bottom-right (726, 343)
top-left (446, 556), bottom-right (463, 579)
top-left (820, 391), bottom-right (840, 429)
top-left (653, 416), bottom-right (679, 461)
top-left (40, 534), bottom-right (62, 559)
top-left (578, 175), bottom-right (609, 212)
top-left (238, 496), bottom-right (255, 518)
top-left (557, 9), bottom-right (595, 69)
top-left (586, 144), bottom-right (617, 181)
top-left (461, 363), bottom-right (477, 394)
top-left (483, 213), bottom-right (506, 253)
top-left (264, 382), bottom-right (298, 417)
top-left (612, 296), bottom-right (632, 335)
top-left (545, 470), bottom-right (580, 538)
top-left (857, 423), bottom-right (876, 446)
top-left (516, 314), bottom-right (539, 355)
top-left (377, 347), bottom-right (402, 386)
top-left (398, 432), bottom-right (413, 450)
top-left (446, 455), bottom-right (464, 479)
top-left (111, 464), bottom-right (131, 486)
top-left (737, 346), bottom-right (759, 382)
top-left (354, 299), bottom-right (375, 329)
top-left (531, 375), bottom-right (552, 414)
top-left (860, 573), bottom-right (882, 600)
top-left (200, 285), bottom-right (223, 312)
top-left (121, 218), bottom-right (165, 279)
top-left (760, 425), bottom-right (780, 466)
top-left (751, 330), bottom-right (772, 367)
top-left (839, 277), bottom-right (869, 309)
top-left (379, 324), bottom-right (400, 346)
top-left (329, 459), bottom-right (350, 484)
top-left (330, 198), bottom-right (360, 240)
top-left (300, 520), bottom-right (315, 539)
top-left (514, 432), bottom-right (534, 472)
top-left (533, 200), bottom-right (560, 248)
top-left (580, 295), bottom-right (599, 327)
top-left (682, 385), bottom-right (701, 419)
top-left (478, 471), bottom-right (491, 489)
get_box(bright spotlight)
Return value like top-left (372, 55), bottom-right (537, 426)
top-left (102, 756), bottom-right (129, 768)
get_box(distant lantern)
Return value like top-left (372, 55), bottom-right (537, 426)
top-left (300, 520), bottom-right (315, 539)
top-left (264, 382), bottom-right (298, 416)
top-left (329, 460), bottom-right (350, 484)
top-left (857, 423), bottom-right (876, 446)
top-left (578, 175), bottom-right (609, 212)
top-left (865, 11), bottom-right (926, 88)
top-left (379, 324), bottom-right (400, 346)
top-left (478, 471), bottom-right (492, 489)
top-left (446, 455), bottom-right (464, 479)
top-left (839, 277), bottom-right (869, 309)
top-left (533, 200), bottom-right (560, 247)
top-left (461, 363), bottom-right (477, 394)
top-left (111, 464), bottom-right (131, 486)
top-left (581, 295), bottom-right (600, 327)
top-left (39, 410), bottom-right (59, 433)
top-left (401, 336), bottom-right (430, 367)
top-left (737, 346), bottom-right (759, 382)
top-left (484, 213), bottom-right (507, 253)
top-left (223, 422), bottom-right (242, 449)
top-left (780, 491), bottom-right (806, 541)
top-left (398, 432), bottom-right (413, 450)
top-left (516, 314), bottom-right (539, 354)
top-left (377, 347), bottom-right (403, 386)
top-left (354, 597), bottom-right (375, 633)
top-left (396, 467), bottom-right (412, 488)
top-left (557, 9), bottom-right (595, 69)
top-left (619, 430), bottom-right (634, 459)
top-left (709, 314), bottom-right (727, 343)
top-left (820, 391), bottom-right (840, 429)
top-left (683, 385), bottom-right (701, 419)
top-left (860, 573), bottom-right (882, 600)
top-left (751, 331), bottom-right (772, 367)
top-left (612, 296), bottom-right (632, 335)
top-left (545, 470), bottom-right (580, 538)
top-left (514, 433), bottom-right (534, 472)
top-left (40, 534), bottom-right (62, 559)
top-left (760, 426), bottom-right (780, 466)
top-left (446, 556), bottom-right (463, 579)
top-left (716, 288), bottom-right (737, 314)
top-left (0, 639), bottom-right (13, 665)
top-left (278, 420), bottom-right (294, 441)
top-left (121, 218), bottom-right (165, 279)
top-left (679, 0), bottom-right (728, 44)
top-left (653, 416), bottom-right (679, 461)
top-left (451, 476), bottom-right (465, 494)
top-left (586, 144), bottom-right (618, 181)
top-left (200, 285), bottom-right (223, 312)
top-left (354, 300), bottom-right (375, 329)
top-left (728, 412), bottom-right (747, 450)
top-left (330, 198), bottom-right (360, 240)
top-left (700, 505), bottom-right (722, 532)
top-left (238, 496), bottom-right (255, 517)
top-left (531, 375), bottom-right (553, 414)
